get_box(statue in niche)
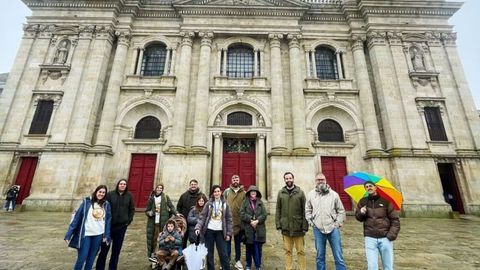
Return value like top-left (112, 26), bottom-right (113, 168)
top-left (257, 115), bottom-right (265, 127)
top-left (214, 114), bottom-right (223, 126)
top-left (53, 40), bottom-right (70, 64)
top-left (410, 47), bottom-right (425, 71)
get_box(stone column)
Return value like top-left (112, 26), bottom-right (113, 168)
top-left (268, 33), bottom-right (287, 152)
top-left (130, 48), bottom-right (139, 74)
top-left (163, 48), bottom-right (171, 75)
top-left (311, 50), bottom-right (317, 78)
top-left (192, 32), bottom-right (214, 151)
top-left (95, 31), bottom-right (131, 147)
top-left (287, 34), bottom-right (309, 152)
top-left (135, 48), bottom-right (144, 75)
top-left (259, 51), bottom-right (264, 76)
top-left (336, 50), bottom-right (344, 79)
top-left (257, 133), bottom-right (266, 197)
top-left (0, 24), bottom-right (38, 137)
top-left (217, 48), bottom-right (222, 75)
top-left (222, 49), bottom-right (227, 76)
top-left (351, 36), bottom-right (383, 153)
top-left (366, 31), bottom-right (411, 151)
top-left (169, 32), bottom-right (194, 150)
top-left (441, 32), bottom-right (480, 149)
top-left (212, 132), bottom-right (222, 186)
top-left (68, 26), bottom-right (115, 144)
top-left (305, 50), bottom-right (311, 77)
top-left (169, 47), bottom-right (176, 76)
top-left (254, 49), bottom-right (258, 76)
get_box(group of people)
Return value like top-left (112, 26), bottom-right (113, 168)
top-left (3, 184), bottom-right (20, 212)
top-left (63, 172), bottom-right (400, 270)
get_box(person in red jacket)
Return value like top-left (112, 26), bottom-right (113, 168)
top-left (355, 181), bottom-right (400, 270)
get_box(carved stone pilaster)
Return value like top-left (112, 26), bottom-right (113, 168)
top-left (179, 31), bottom-right (195, 47)
top-left (366, 31), bottom-right (387, 48)
top-left (199, 32), bottom-right (214, 47)
top-left (268, 33), bottom-right (283, 48)
top-left (23, 24), bottom-right (40, 39)
top-left (386, 31), bottom-right (402, 46)
top-left (116, 31), bottom-right (131, 47)
top-left (287, 34), bottom-right (302, 49)
top-left (425, 31), bottom-right (442, 47)
top-left (78, 25), bottom-right (95, 40)
top-left (95, 25), bottom-right (115, 42)
top-left (351, 35), bottom-right (365, 51)
top-left (441, 32), bottom-right (457, 47)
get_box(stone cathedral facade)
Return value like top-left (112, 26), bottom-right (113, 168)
top-left (1, 0), bottom-right (479, 216)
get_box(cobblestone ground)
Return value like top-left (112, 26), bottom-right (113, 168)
top-left (1, 210), bottom-right (480, 270)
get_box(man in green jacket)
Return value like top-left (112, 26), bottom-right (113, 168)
top-left (276, 172), bottom-right (308, 270)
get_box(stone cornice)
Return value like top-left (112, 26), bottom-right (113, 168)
top-left (172, 5), bottom-right (308, 17)
top-left (358, 1), bottom-right (462, 19)
top-left (22, 0), bottom-right (123, 10)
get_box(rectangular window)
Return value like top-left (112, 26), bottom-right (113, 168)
top-left (424, 107), bottom-right (448, 141)
top-left (28, 100), bottom-right (54, 134)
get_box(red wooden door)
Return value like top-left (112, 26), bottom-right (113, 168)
top-left (127, 154), bottom-right (157, 208)
top-left (321, 157), bottom-right (351, 210)
top-left (14, 157), bottom-right (38, 204)
top-left (222, 138), bottom-right (256, 190)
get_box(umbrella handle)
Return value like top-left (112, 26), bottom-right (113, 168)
top-left (195, 233), bottom-right (200, 246)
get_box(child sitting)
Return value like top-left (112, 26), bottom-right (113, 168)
top-left (150, 219), bottom-right (182, 270)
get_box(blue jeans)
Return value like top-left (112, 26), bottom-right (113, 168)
top-left (364, 237), bottom-right (393, 270)
top-left (4, 199), bottom-right (16, 211)
top-left (246, 235), bottom-right (263, 269)
top-left (226, 230), bottom-right (243, 262)
top-left (313, 227), bottom-right (347, 270)
top-left (73, 234), bottom-right (102, 270)
top-left (96, 225), bottom-right (128, 270)
top-left (205, 229), bottom-right (230, 270)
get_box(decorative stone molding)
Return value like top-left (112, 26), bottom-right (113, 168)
top-left (268, 33), bottom-right (283, 48)
top-left (116, 31), bottom-right (131, 46)
top-left (32, 92), bottom-right (63, 108)
top-left (199, 32), bottom-right (214, 47)
top-left (39, 65), bottom-right (71, 84)
top-left (78, 25), bottom-right (96, 39)
top-left (366, 31), bottom-right (386, 48)
top-left (287, 34), bottom-right (302, 48)
top-left (23, 24), bottom-right (41, 39)
top-left (179, 31), bottom-right (195, 47)
top-left (441, 32), bottom-right (457, 47)
top-left (415, 97), bottom-right (446, 115)
top-left (386, 31), bottom-right (402, 46)
top-left (350, 35), bottom-right (365, 51)
top-left (409, 72), bottom-right (439, 90)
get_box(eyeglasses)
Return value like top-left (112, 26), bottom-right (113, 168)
top-left (315, 178), bottom-right (326, 181)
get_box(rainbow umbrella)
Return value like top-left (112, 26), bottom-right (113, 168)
top-left (343, 171), bottom-right (403, 210)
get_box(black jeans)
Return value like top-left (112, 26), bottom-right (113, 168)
top-left (205, 229), bottom-right (230, 270)
top-left (96, 225), bottom-right (128, 270)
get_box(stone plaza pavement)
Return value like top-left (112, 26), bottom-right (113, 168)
top-left (1, 210), bottom-right (480, 270)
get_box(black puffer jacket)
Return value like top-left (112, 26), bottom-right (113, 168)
top-left (355, 194), bottom-right (400, 241)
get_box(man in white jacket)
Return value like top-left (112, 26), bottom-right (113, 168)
top-left (305, 172), bottom-right (347, 270)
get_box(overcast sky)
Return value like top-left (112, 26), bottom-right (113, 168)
top-left (0, 0), bottom-right (478, 108)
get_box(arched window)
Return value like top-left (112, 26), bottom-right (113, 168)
top-left (317, 119), bottom-right (344, 142)
top-left (315, 46), bottom-right (338, 80)
top-left (134, 116), bottom-right (161, 139)
top-left (227, 45), bottom-right (254, 78)
top-left (227, 112), bottom-right (252, 126)
top-left (141, 44), bottom-right (167, 76)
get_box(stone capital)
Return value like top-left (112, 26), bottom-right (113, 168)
top-left (287, 34), bottom-right (302, 48)
top-left (441, 32), bottom-right (457, 46)
top-left (213, 132), bottom-right (222, 139)
top-left (199, 32), bottom-right (214, 47)
top-left (386, 31), bottom-right (402, 46)
top-left (366, 31), bottom-right (387, 48)
top-left (115, 30), bottom-right (131, 46)
top-left (78, 25), bottom-right (95, 40)
top-left (23, 24), bottom-right (40, 39)
top-left (268, 33), bottom-right (283, 48)
top-left (94, 25), bottom-right (115, 41)
top-left (179, 31), bottom-right (195, 47)
top-left (351, 35), bottom-right (365, 51)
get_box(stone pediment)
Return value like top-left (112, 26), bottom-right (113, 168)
top-left (175, 0), bottom-right (309, 7)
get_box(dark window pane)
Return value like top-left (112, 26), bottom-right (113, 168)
top-left (141, 45), bottom-right (167, 76)
top-left (424, 107), bottom-right (448, 141)
top-left (227, 45), bottom-right (254, 78)
top-left (315, 47), bottom-right (338, 80)
top-left (134, 116), bottom-right (161, 139)
top-left (318, 119), bottom-right (344, 142)
top-left (227, 112), bottom-right (252, 126)
top-left (29, 100), bottom-right (54, 134)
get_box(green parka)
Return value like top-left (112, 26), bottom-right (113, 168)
top-left (275, 185), bottom-right (308, 237)
top-left (240, 186), bottom-right (267, 244)
top-left (145, 193), bottom-right (177, 257)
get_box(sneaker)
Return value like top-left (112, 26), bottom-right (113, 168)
top-left (148, 257), bottom-right (158, 264)
top-left (245, 268), bottom-right (251, 270)
top-left (235, 261), bottom-right (244, 270)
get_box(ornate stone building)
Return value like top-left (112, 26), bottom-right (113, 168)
top-left (1, 0), bottom-right (479, 216)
